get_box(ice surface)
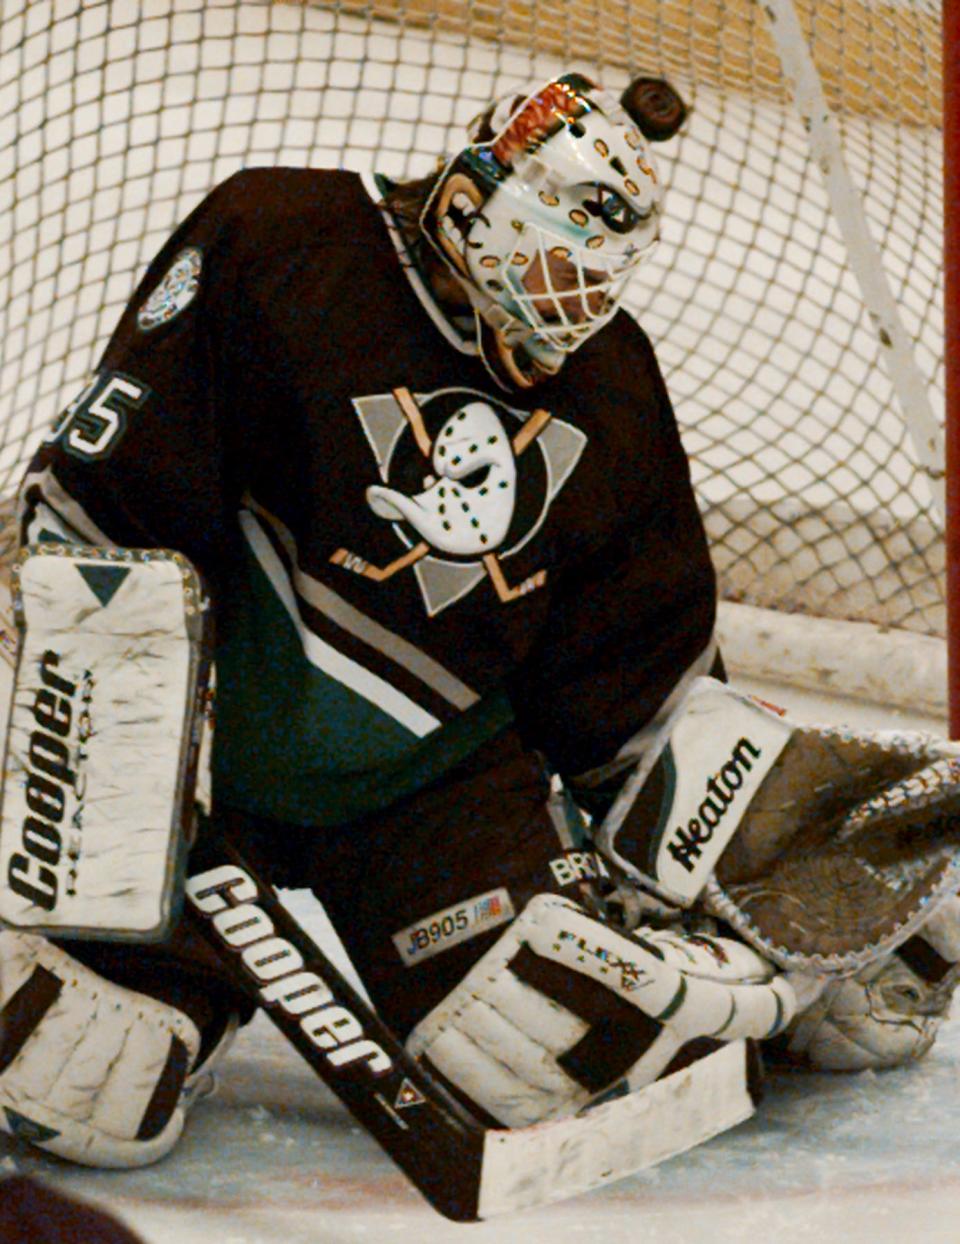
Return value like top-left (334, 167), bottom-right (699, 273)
top-left (7, 970), bottom-right (960, 1244)
top-left (6, 977), bottom-right (960, 1243)
top-left (2, 679), bottom-right (957, 1243)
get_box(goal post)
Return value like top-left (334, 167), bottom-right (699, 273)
top-left (0, 0), bottom-right (949, 720)
top-left (946, 0), bottom-right (960, 737)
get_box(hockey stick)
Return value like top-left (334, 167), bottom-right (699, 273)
top-left (185, 832), bottom-right (760, 1221)
top-left (185, 831), bottom-right (484, 1220)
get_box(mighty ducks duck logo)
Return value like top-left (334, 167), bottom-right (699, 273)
top-left (332, 387), bottom-right (587, 616)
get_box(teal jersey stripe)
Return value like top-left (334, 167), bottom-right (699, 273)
top-left (239, 511), bottom-right (441, 736)
top-left (245, 496), bottom-right (479, 713)
top-left (211, 527), bottom-right (513, 826)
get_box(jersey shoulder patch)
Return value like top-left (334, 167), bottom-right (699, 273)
top-left (137, 246), bottom-right (203, 332)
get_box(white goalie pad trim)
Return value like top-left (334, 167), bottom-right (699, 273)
top-left (596, 677), bottom-right (794, 905)
top-left (0, 545), bottom-right (210, 939)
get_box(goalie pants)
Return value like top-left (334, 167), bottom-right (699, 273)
top-left (53, 727), bottom-right (576, 1045)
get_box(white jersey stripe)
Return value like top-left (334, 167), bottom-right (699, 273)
top-left (244, 494), bottom-right (480, 712)
top-left (240, 511), bottom-right (441, 739)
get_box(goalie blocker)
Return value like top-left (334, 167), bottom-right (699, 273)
top-left (0, 544), bottom-right (211, 941)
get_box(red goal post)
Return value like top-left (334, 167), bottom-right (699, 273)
top-left (945, 0), bottom-right (960, 737)
top-left (0, 0), bottom-right (950, 723)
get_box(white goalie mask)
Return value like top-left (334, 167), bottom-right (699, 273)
top-left (421, 73), bottom-right (663, 383)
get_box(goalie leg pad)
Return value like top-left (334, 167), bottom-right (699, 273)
top-left (779, 894), bottom-right (960, 1071)
top-left (406, 893), bottom-right (795, 1128)
top-left (0, 930), bottom-right (210, 1167)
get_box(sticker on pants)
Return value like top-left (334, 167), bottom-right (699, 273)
top-left (392, 888), bottom-right (515, 967)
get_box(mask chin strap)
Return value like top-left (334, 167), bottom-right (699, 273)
top-left (431, 262), bottom-right (558, 391)
top-left (471, 304), bottom-right (565, 391)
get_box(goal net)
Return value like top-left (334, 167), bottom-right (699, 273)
top-left (0, 0), bottom-right (947, 713)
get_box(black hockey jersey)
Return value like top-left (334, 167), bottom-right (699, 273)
top-left (20, 169), bottom-right (717, 827)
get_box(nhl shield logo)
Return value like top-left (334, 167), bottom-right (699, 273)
top-left (137, 246), bottom-right (203, 332)
top-left (333, 385), bottom-right (587, 616)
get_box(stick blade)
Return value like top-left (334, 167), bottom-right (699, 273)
top-left (477, 1041), bottom-right (756, 1218)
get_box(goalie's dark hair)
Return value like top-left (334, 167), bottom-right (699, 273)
top-left (381, 167), bottom-right (444, 250)
top-left (378, 95), bottom-right (505, 247)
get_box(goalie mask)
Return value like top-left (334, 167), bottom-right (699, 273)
top-left (420, 73), bottom-right (663, 387)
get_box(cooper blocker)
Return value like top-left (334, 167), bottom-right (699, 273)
top-left (0, 544), bottom-right (209, 939)
top-left (2, 69), bottom-right (960, 1217)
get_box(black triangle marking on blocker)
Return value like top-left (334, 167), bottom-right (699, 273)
top-left (3, 1106), bottom-right (60, 1145)
top-left (395, 1078), bottom-right (427, 1110)
top-left (76, 564), bottom-right (131, 608)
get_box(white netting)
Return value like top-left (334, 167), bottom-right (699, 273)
top-left (0, 0), bottom-right (945, 646)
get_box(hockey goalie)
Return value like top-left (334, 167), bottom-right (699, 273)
top-left (0, 70), bottom-right (958, 1199)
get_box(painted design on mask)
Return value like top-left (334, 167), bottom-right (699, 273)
top-left (420, 74), bottom-right (663, 381)
top-left (490, 78), bottom-right (586, 167)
